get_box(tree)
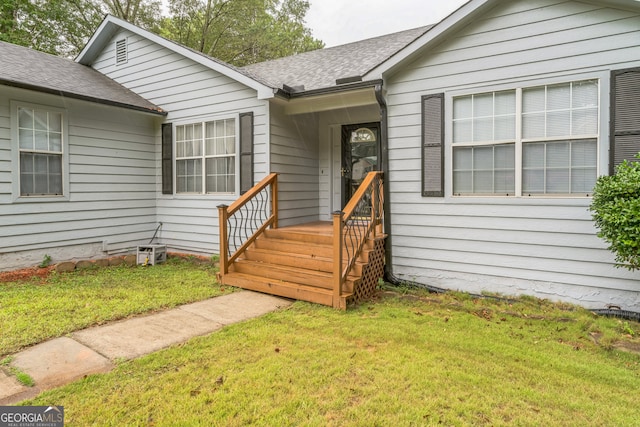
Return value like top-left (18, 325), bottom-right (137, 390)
top-left (160, 0), bottom-right (323, 66)
top-left (589, 155), bottom-right (640, 271)
top-left (0, 0), bottom-right (161, 57)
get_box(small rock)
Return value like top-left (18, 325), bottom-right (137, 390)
top-left (95, 259), bottom-right (110, 267)
top-left (55, 262), bottom-right (76, 273)
top-left (76, 260), bottom-right (95, 270)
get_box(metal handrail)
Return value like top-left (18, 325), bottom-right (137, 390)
top-left (217, 173), bottom-right (278, 276)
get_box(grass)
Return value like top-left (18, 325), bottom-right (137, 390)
top-left (0, 255), bottom-right (228, 357)
top-left (22, 289), bottom-right (640, 426)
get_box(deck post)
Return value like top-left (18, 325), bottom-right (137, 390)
top-left (332, 210), bottom-right (344, 309)
top-left (217, 204), bottom-right (229, 276)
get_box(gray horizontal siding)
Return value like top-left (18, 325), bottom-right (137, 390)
top-left (270, 104), bottom-right (320, 226)
top-left (0, 86), bottom-right (160, 258)
top-left (385, 0), bottom-right (640, 309)
top-left (90, 29), bottom-right (269, 254)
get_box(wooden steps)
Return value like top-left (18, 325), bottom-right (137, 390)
top-left (220, 222), bottom-right (358, 307)
top-left (220, 221), bottom-right (386, 308)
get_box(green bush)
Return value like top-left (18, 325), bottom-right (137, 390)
top-left (589, 154), bottom-right (640, 270)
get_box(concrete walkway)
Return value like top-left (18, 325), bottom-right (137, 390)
top-left (0, 291), bottom-right (292, 405)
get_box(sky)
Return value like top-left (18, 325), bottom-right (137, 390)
top-left (305, 0), bottom-right (470, 47)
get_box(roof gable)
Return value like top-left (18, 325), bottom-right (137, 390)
top-left (364, 0), bottom-right (640, 80)
top-left (76, 15), bottom-right (276, 99)
top-left (0, 41), bottom-right (165, 115)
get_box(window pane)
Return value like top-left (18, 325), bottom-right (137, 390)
top-left (206, 157), bottom-right (235, 193)
top-left (473, 117), bottom-right (493, 142)
top-left (453, 96), bottom-right (472, 119)
top-left (546, 141), bottom-right (569, 168)
top-left (176, 159), bottom-right (202, 193)
top-left (35, 130), bottom-right (49, 151)
top-left (571, 139), bottom-right (597, 167)
top-left (572, 108), bottom-right (598, 135)
top-left (523, 87), bottom-right (545, 113)
top-left (474, 93), bottom-right (493, 117)
top-left (18, 108), bottom-right (33, 129)
top-left (453, 144), bottom-right (514, 194)
top-left (495, 144), bottom-right (515, 169)
top-left (34, 111), bottom-right (48, 131)
top-left (473, 170), bottom-right (493, 193)
top-left (547, 111), bottom-right (570, 137)
top-left (571, 168), bottom-right (597, 193)
top-left (453, 171), bottom-right (472, 194)
top-left (546, 83), bottom-right (570, 110)
top-left (49, 133), bottom-right (62, 152)
top-left (546, 168), bottom-right (570, 193)
top-left (453, 119), bottom-right (472, 143)
top-left (523, 169), bottom-right (544, 194)
top-left (453, 147), bottom-right (472, 169)
top-left (522, 113), bottom-right (545, 139)
top-left (494, 91), bottom-right (515, 115)
top-left (49, 113), bottom-right (62, 132)
top-left (494, 115), bottom-right (515, 141)
top-left (19, 128), bottom-right (34, 150)
top-left (473, 146), bottom-right (493, 170)
top-left (572, 80), bottom-right (598, 108)
top-left (523, 143), bottom-right (544, 168)
top-left (19, 153), bottom-right (62, 195)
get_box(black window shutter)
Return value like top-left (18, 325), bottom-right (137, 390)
top-left (610, 68), bottom-right (640, 174)
top-left (161, 123), bottom-right (173, 194)
top-left (239, 112), bottom-right (254, 194)
top-left (422, 93), bottom-right (445, 197)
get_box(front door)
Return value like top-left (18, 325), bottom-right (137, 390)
top-left (341, 123), bottom-right (380, 207)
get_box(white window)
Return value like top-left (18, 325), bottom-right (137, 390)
top-left (175, 118), bottom-right (236, 194)
top-left (452, 79), bottom-right (599, 196)
top-left (17, 106), bottom-right (64, 196)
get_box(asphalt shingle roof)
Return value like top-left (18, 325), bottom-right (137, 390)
top-left (242, 25), bottom-right (433, 92)
top-left (0, 41), bottom-right (165, 114)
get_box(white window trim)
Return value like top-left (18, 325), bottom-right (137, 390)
top-left (173, 114), bottom-right (240, 197)
top-left (10, 100), bottom-right (69, 202)
top-left (445, 72), bottom-right (609, 199)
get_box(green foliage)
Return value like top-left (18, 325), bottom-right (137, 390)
top-left (38, 254), bottom-right (51, 268)
top-left (160, 0), bottom-right (324, 66)
top-left (589, 154), bottom-right (640, 270)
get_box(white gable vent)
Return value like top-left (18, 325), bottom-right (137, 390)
top-left (115, 39), bottom-right (127, 65)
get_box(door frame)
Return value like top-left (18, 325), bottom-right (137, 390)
top-left (340, 122), bottom-right (381, 207)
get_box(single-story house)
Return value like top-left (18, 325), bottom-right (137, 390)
top-left (1, 0), bottom-right (639, 310)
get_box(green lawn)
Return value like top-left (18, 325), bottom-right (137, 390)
top-left (0, 256), bottom-right (227, 357)
top-left (20, 289), bottom-right (640, 426)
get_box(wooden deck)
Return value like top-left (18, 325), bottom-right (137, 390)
top-left (217, 172), bottom-right (385, 309)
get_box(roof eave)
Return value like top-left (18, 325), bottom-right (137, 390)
top-left (276, 79), bottom-right (384, 100)
top-left (0, 79), bottom-right (168, 116)
top-left (363, 0), bottom-right (493, 80)
top-left (76, 15), bottom-right (275, 100)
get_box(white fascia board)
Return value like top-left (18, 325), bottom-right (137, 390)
top-left (363, 0), bottom-right (492, 80)
top-left (76, 15), bottom-right (275, 100)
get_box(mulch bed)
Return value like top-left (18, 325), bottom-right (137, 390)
top-left (0, 266), bottom-right (56, 284)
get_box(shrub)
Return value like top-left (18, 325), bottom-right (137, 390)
top-left (589, 154), bottom-right (640, 270)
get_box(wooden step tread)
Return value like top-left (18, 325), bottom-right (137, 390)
top-left (232, 259), bottom-right (360, 290)
top-left (221, 272), bottom-right (353, 307)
